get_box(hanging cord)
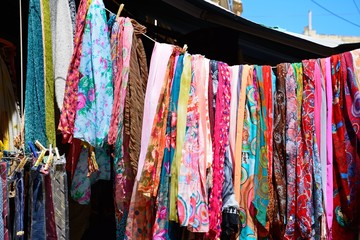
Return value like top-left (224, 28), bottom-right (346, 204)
top-left (19, 0), bottom-right (24, 150)
top-left (104, 7), bottom-right (157, 44)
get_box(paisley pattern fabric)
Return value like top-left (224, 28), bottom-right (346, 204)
top-left (331, 54), bottom-right (354, 239)
top-left (73, 0), bottom-right (113, 147)
top-left (284, 63), bottom-right (299, 239)
top-left (343, 52), bottom-right (360, 226)
top-left (271, 64), bottom-right (287, 239)
top-left (239, 66), bottom-right (257, 240)
top-left (53, 13), bottom-right (360, 237)
top-left (331, 52), bottom-right (360, 239)
top-left (253, 66), bottom-right (269, 236)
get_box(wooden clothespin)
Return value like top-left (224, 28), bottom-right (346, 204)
top-left (116, 3), bottom-right (124, 19)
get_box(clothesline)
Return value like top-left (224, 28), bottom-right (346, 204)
top-left (103, 6), bottom-right (158, 44)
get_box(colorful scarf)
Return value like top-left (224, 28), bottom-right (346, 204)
top-left (152, 54), bottom-right (184, 239)
top-left (58, 0), bottom-right (90, 143)
top-left (207, 62), bottom-right (231, 239)
top-left (271, 64), bottom-right (287, 238)
top-left (253, 66), bottom-right (269, 236)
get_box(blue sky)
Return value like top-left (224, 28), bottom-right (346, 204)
top-left (241, 0), bottom-right (360, 36)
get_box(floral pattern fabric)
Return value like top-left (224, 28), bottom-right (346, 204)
top-left (152, 54), bottom-right (184, 239)
top-left (58, 0), bottom-right (91, 143)
top-left (73, 0), bottom-right (113, 147)
top-left (70, 146), bottom-right (111, 204)
top-left (138, 51), bottom-right (176, 197)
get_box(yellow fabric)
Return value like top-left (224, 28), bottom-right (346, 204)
top-left (169, 54), bottom-right (192, 222)
top-left (234, 65), bottom-right (252, 205)
top-left (41, 0), bottom-right (56, 146)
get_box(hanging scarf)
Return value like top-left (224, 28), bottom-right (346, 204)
top-left (207, 62), bottom-right (231, 239)
top-left (135, 43), bottom-right (173, 184)
top-left (41, 0), bottom-right (56, 146)
top-left (253, 66), bottom-right (269, 237)
top-left (108, 17), bottom-right (125, 145)
top-left (177, 55), bottom-right (209, 232)
top-left (263, 65), bottom-right (274, 233)
top-left (325, 57), bottom-right (334, 239)
top-left (330, 54), bottom-right (355, 240)
top-left (234, 65), bottom-right (248, 209)
top-left (125, 43), bottom-right (174, 240)
top-left (25, 0), bottom-right (48, 147)
top-left (111, 18), bottom-right (136, 239)
top-left (343, 51), bottom-right (360, 225)
top-left (73, 0), bottom-right (113, 147)
top-left (239, 66), bottom-right (258, 240)
top-left (271, 63), bottom-right (287, 239)
top-left (58, 0), bottom-right (91, 143)
top-left (137, 50), bottom-right (177, 197)
top-left (169, 54), bottom-right (192, 222)
top-left (126, 19), bottom-right (149, 175)
top-left (296, 59), bottom-right (323, 239)
top-left (152, 54), bottom-right (184, 239)
top-left (283, 63), bottom-right (298, 239)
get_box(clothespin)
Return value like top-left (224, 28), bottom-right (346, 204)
top-left (42, 145), bottom-right (54, 173)
top-left (54, 147), bottom-right (61, 161)
top-left (34, 149), bottom-right (46, 167)
top-left (116, 3), bottom-right (124, 19)
top-left (35, 140), bottom-right (47, 152)
top-left (182, 44), bottom-right (188, 52)
top-left (15, 157), bottom-right (28, 172)
top-left (28, 141), bottom-right (38, 158)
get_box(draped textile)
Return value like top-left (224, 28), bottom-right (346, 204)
top-left (253, 66), bottom-right (269, 236)
top-left (152, 54), bottom-right (184, 239)
top-left (58, 0), bottom-right (91, 143)
top-left (169, 54), bottom-right (192, 221)
top-left (73, 0), bottom-right (113, 147)
top-left (25, 0), bottom-right (48, 147)
top-left (239, 66), bottom-right (257, 240)
top-left (177, 55), bottom-right (209, 232)
top-left (207, 62), bottom-right (231, 239)
top-left (271, 64), bottom-right (287, 239)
